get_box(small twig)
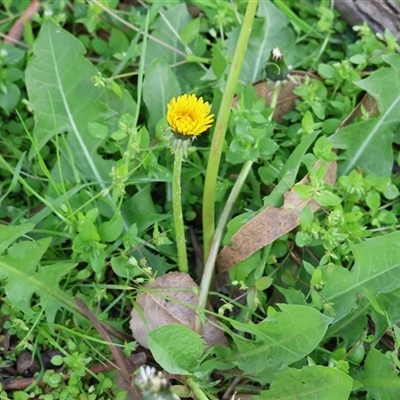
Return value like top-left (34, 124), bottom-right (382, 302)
top-left (75, 298), bottom-right (143, 400)
top-left (3, 0), bottom-right (40, 46)
top-left (222, 376), bottom-right (242, 400)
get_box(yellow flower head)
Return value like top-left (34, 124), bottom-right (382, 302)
top-left (166, 94), bottom-right (214, 137)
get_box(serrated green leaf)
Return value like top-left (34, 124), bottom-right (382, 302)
top-left (230, 304), bottom-right (332, 376)
top-left (356, 54), bottom-right (400, 125)
top-left (0, 224), bottom-right (34, 255)
top-left (321, 231), bottom-right (400, 323)
top-left (144, 3), bottom-right (191, 67)
top-left (0, 238), bottom-right (76, 325)
top-left (255, 365), bottom-right (352, 400)
top-left (352, 348), bottom-right (400, 399)
top-left (330, 54), bottom-right (400, 177)
top-left (330, 119), bottom-right (393, 177)
top-left (25, 20), bottom-right (136, 186)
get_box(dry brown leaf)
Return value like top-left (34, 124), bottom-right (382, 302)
top-left (130, 272), bottom-right (228, 348)
top-left (233, 71), bottom-right (320, 123)
top-left (217, 161), bottom-right (337, 272)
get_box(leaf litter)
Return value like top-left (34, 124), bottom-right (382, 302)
top-left (217, 160), bottom-right (337, 272)
top-left (130, 272), bottom-right (228, 348)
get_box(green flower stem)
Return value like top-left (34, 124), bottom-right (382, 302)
top-left (172, 146), bottom-right (188, 273)
top-left (185, 377), bottom-right (209, 400)
top-left (196, 84), bottom-right (282, 331)
top-left (202, 0), bottom-right (259, 260)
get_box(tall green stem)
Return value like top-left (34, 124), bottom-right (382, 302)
top-left (172, 146), bottom-right (188, 273)
top-left (196, 85), bottom-right (282, 332)
top-left (202, 0), bottom-right (259, 260)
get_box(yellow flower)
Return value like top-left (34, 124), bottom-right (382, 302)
top-left (166, 94), bottom-right (214, 137)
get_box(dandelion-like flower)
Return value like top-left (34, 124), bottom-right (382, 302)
top-left (167, 94), bottom-right (214, 137)
top-left (264, 47), bottom-right (289, 82)
top-left (264, 47), bottom-right (299, 88)
top-left (166, 94), bottom-right (214, 156)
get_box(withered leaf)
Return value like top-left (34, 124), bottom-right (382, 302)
top-left (130, 272), bottom-right (228, 348)
top-left (217, 161), bottom-right (337, 272)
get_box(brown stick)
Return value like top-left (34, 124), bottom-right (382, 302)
top-left (75, 298), bottom-right (143, 400)
top-left (3, 0), bottom-right (41, 45)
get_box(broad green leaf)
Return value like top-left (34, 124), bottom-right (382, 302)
top-left (321, 231), bottom-right (400, 323)
top-left (224, 1), bottom-right (294, 84)
top-left (330, 54), bottom-right (400, 177)
top-left (25, 20), bottom-right (136, 186)
top-left (230, 304), bottom-right (332, 376)
top-left (356, 54), bottom-right (400, 125)
top-left (255, 365), bottom-right (353, 400)
top-left (148, 324), bottom-right (205, 375)
top-left (144, 3), bottom-right (191, 67)
top-left (0, 223), bottom-right (34, 255)
top-left (352, 348), bottom-right (400, 399)
top-left (0, 238), bottom-right (76, 325)
top-left (143, 58), bottom-right (181, 130)
top-left (330, 119), bottom-right (393, 177)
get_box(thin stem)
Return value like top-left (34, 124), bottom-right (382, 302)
top-left (172, 146), bottom-right (188, 273)
top-left (196, 84), bottom-right (282, 332)
top-left (202, 0), bottom-right (259, 260)
top-left (196, 160), bottom-right (253, 333)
